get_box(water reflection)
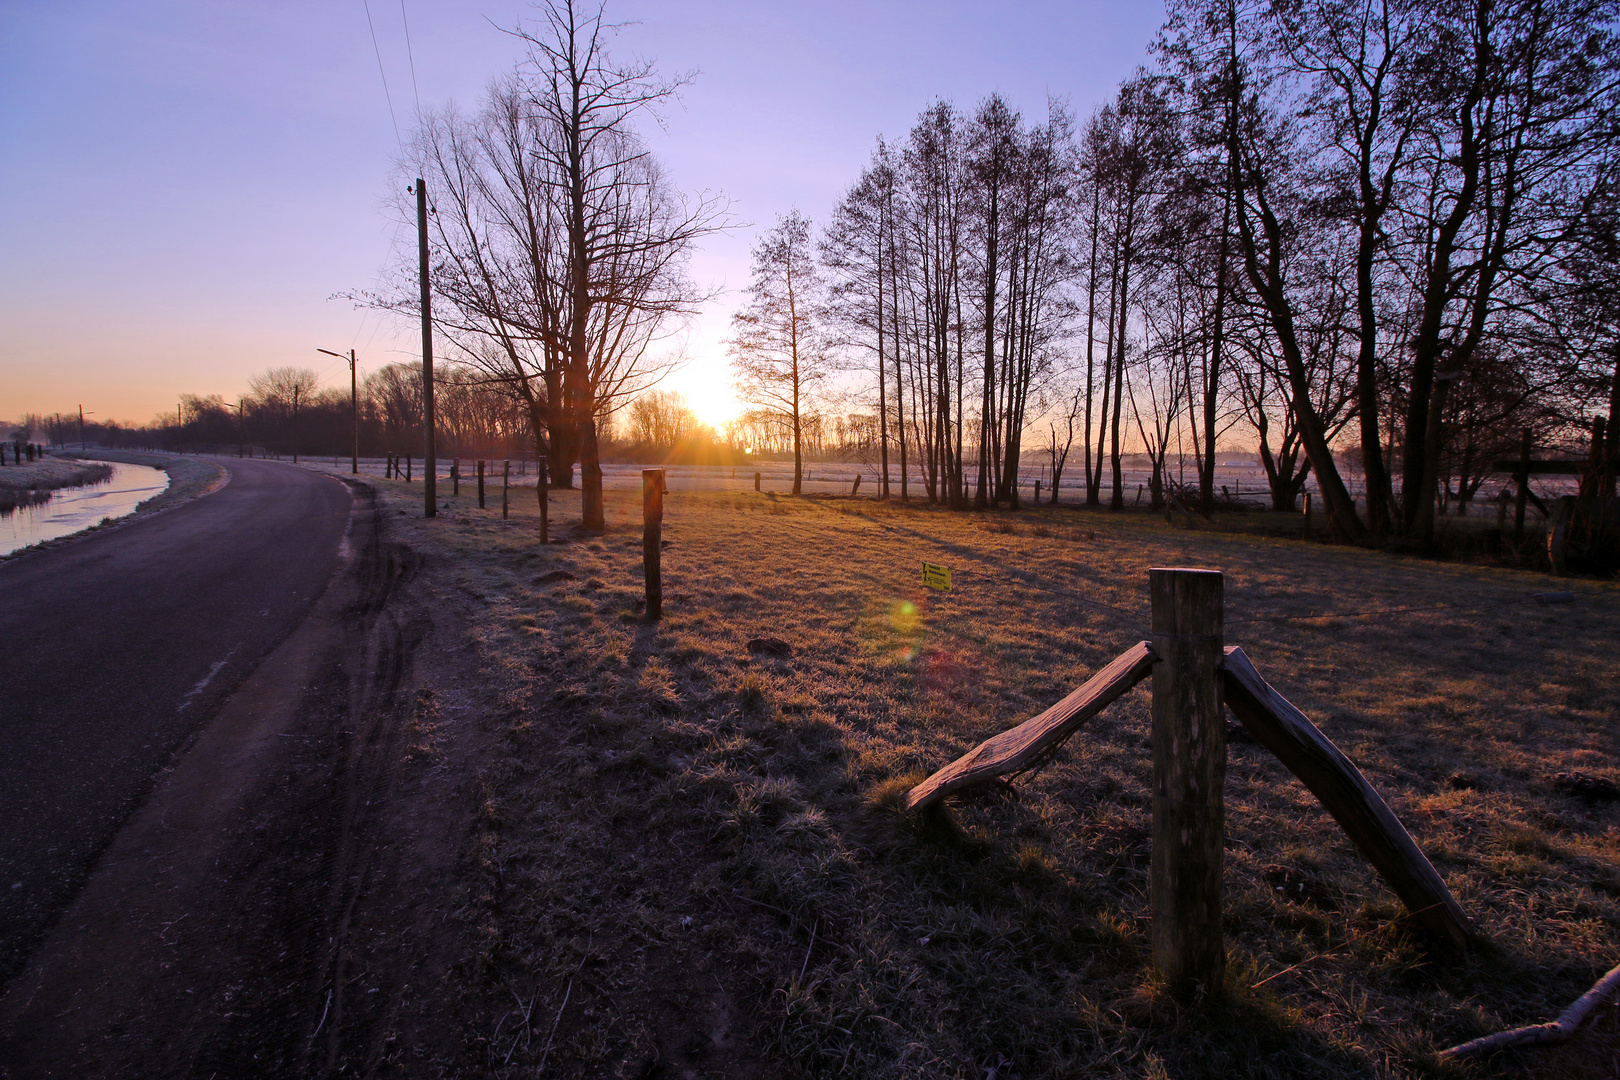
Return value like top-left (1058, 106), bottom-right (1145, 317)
top-left (1, 462), bottom-right (170, 557)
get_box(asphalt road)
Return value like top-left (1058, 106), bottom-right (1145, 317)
top-left (0, 458), bottom-right (352, 986)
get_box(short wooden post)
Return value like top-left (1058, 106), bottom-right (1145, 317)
top-left (405, 455), bottom-right (412, 482)
top-left (643, 468), bottom-right (664, 620)
top-left (851, 474), bottom-right (862, 496)
top-left (1034, 479), bottom-right (1041, 502)
top-left (1514, 429), bottom-right (1531, 542)
top-left (537, 455), bottom-right (549, 543)
top-left (1302, 492), bottom-right (1313, 532)
top-left (1150, 567), bottom-right (1226, 998)
top-left (502, 460), bottom-right (510, 519)
top-left (452, 457), bottom-right (460, 496)
top-left (385, 454), bottom-right (393, 479)
top-left (754, 471), bottom-right (761, 492)
top-left (477, 460), bottom-right (486, 509)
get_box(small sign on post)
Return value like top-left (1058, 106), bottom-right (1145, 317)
top-left (921, 561), bottom-right (952, 591)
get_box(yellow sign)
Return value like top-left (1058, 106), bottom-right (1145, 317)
top-left (921, 561), bottom-right (952, 591)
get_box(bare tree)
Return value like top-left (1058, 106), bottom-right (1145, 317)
top-left (730, 211), bottom-right (828, 495)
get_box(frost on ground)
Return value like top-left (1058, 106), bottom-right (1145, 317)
top-left (349, 466), bottom-right (1620, 1080)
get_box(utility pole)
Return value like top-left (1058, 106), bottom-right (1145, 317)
top-left (318, 347), bottom-right (359, 474)
top-left (235, 400), bottom-right (245, 458)
top-left (415, 177), bottom-right (437, 517)
top-left (77, 405), bottom-right (86, 450)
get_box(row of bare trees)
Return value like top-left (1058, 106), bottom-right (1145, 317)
top-left (734, 0), bottom-right (1620, 541)
top-left (367, 0), bottom-right (723, 530)
top-left (27, 363), bottom-right (533, 460)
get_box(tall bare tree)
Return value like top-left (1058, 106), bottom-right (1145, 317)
top-left (730, 212), bottom-right (828, 495)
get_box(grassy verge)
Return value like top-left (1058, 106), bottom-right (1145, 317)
top-left (334, 468), bottom-right (1620, 1078)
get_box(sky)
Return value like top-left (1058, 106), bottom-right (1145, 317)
top-left (0, 0), bottom-right (1167, 431)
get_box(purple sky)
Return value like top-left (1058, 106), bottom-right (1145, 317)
top-left (0, 0), bottom-right (1166, 430)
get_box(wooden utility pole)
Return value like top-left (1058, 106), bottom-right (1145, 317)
top-left (643, 469), bottom-right (664, 620)
top-left (77, 405), bottom-right (85, 450)
top-left (1150, 567), bottom-right (1226, 997)
top-left (416, 178), bottom-right (437, 518)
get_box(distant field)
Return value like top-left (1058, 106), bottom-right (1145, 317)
top-left (330, 463), bottom-right (1620, 1079)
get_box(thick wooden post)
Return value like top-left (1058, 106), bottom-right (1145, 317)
top-left (502, 460), bottom-right (510, 519)
top-left (643, 468), bottom-right (664, 620)
top-left (1034, 479), bottom-right (1041, 502)
top-left (537, 455), bottom-right (549, 544)
top-left (452, 457), bottom-right (459, 496)
top-left (1150, 567), bottom-right (1226, 997)
top-left (405, 455), bottom-right (412, 483)
top-left (1514, 429), bottom-right (1531, 542)
top-left (477, 460), bottom-right (485, 509)
top-left (852, 474), bottom-right (862, 496)
top-left (754, 471), bottom-right (761, 492)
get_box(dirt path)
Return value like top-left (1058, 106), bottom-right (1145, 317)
top-left (0, 484), bottom-right (490, 1078)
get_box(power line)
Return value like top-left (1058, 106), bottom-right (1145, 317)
top-left (361, 0), bottom-right (403, 152)
top-left (399, 0), bottom-right (422, 116)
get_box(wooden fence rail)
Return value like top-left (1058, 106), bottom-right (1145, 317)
top-left (903, 566), bottom-right (1479, 999)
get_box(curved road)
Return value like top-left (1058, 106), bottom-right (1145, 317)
top-left (0, 458), bottom-right (352, 986)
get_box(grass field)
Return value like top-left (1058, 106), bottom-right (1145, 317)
top-left (345, 468), bottom-right (1620, 1079)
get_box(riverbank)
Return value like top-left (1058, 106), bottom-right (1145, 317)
top-left (0, 459), bottom-right (114, 512)
top-left (58, 449), bottom-right (226, 514)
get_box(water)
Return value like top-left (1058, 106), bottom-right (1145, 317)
top-left (1, 462), bottom-right (170, 557)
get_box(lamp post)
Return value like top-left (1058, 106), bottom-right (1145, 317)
top-left (318, 347), bottom-right (359, 474)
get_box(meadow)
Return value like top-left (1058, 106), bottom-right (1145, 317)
top-left (351, 468), bottom-right (1620, 1079)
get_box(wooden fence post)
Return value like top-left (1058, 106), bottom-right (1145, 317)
top-left (1150, 567), bottom-right (1226, 997)
top-left (1034, 479), bottom-right (1041, 502)
top-left (1303, 492), bottom-right (1313, 532)
top-left (452, 457), bottom-right (459, 496)
top-left (852, 474), bottom-right (862, 496)
top-left (477, 460), bottom-right (486, 509)
top-left (537, 455), bottom-right (548, 543)
top-left (754, 471), bottom-right (761, 492)
top-left (405, 455), bottom-right (412, 483)
top-left (643, 468), bottom-right (664, 620)
top-left (1514, 429), bottom-right (1531, 542)
top-left (502, 460), bottom-right (510, 519)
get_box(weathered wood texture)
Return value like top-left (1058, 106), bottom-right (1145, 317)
top-left (904, 642), bottom-right (1157, 811)
top-left (1220, 646), bottom-right (1476, 951)
top-left (1150, 567), bottom-right (1227, 997)
top-left (1440, 959), bottom-right (1620, 1058)
top-left (643, 469), bottom-right (664, 621)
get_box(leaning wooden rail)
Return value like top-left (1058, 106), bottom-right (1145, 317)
top-left (902, 642), bottom-right (1477, 953)
top-left (1220, 647), bottom-right (1476, 952)
top-left (904, 642), bottom-right (1157, 811)
top-left (1439, 959), bottom-right (1620, 1058)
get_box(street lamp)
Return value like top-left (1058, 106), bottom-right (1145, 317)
top-left (317, 348), bottom-right (359, 475)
